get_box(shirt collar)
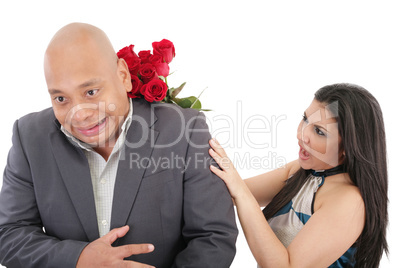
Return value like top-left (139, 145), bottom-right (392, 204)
top-left (60, 99), bottom-right (133, 152)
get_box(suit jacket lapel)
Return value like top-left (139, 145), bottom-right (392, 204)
top-left (110, 99), bottom-right (159, 229)
top-left (49, 127), bottom-right (99, 242)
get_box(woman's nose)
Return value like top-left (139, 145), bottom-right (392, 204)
top-left (297, 121), bottom-right (310, 144)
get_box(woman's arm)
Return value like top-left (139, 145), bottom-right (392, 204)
top-left (209, 139), bottom-right (365, 268)
top-left (245, 160), bottom-right (300, 207)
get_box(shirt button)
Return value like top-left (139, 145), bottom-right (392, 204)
top-left (100, 178), bottom-right (106, 184)
top-left (102, 220), bottom-right (108, 226)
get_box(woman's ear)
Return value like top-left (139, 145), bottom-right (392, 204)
top-left (117, 58), bottom-right (132, 93)
top-left (339, 147), bottom-right (346, 164)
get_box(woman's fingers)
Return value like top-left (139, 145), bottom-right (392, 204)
top-left (210, 164), bottom-right (226, 178)
top-left (209, 138), bottom-right (234, 171)
top-left (209, 148), bottom-right (223, 168)
top-left (208, 139), bottom-right (246, 200)
top-left (209, 148), bottom-right (231, 171)
top-left (209, 138), bottom-right (228, 158)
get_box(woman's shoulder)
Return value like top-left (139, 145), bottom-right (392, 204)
top-left (315, 173), bottom-right (364, 212)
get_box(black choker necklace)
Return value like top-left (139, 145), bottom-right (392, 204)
top-left (310, 164), bottom-right (346, 177)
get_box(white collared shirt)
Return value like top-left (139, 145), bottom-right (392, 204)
top-left (61, 100), bottom-right (133, 237)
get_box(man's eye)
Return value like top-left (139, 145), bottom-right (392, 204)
top-left (55, 96), bottom-right (65, 103)
top-left (87, 89), bottom-right (98, 96)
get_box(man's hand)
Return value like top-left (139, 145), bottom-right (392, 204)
top-left (76, 225), bottom-right (155, 268)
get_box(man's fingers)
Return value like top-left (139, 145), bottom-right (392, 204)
top-left (117, 243), bottom-right (155, 259)
top-left (103, 225), bottom-right (130, 245)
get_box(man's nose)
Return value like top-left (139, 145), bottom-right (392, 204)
top-left (70, 103), bottom-right (97, 123)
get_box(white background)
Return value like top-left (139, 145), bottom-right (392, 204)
top-left (0, 1), bottom-right (400, 267)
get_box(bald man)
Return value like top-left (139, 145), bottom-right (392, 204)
top-left (0, 23), bottom-right (237, 268)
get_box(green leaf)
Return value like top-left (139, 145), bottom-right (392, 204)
top-left (173, 96), bottom-right (201, 109)
top-left (171, 82), bottom-right (186, 98)
top-left (171, 87), bottom-right (211, 111)
top-left (189, 108), bottom-right (213, 111)
top-left (189, 87), bottom-right (207, 109)
top-left (167, 87), bottom-right (175, 98)
top-left (188, 96), bottom-right (202, 109)
top-left (176, 97), bottom-right (193, 108)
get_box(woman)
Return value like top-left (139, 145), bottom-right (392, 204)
top-left (209, 83), bottom-right (388, 267)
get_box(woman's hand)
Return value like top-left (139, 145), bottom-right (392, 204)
top-left (209, 138), bottom-right (249, 200)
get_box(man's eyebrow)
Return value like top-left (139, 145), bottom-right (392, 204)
top-left (48, 78), bottom-right (102, 95)
top-left (78, 78), bottom-right (101, 89)
top-left (48, 89), bottom-right (63, 95)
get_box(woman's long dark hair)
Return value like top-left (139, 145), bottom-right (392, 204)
top-left (262, 83), bottom-right (388, 267)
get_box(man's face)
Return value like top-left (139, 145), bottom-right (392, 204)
top-left (45, 45), bottom-right (132, 147)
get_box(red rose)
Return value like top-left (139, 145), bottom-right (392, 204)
top-left (128, 75), bottom-right (143, 98)
top-left (140, 79), bottom-right (167, 102)
top-left (138, 50), bottom-right (151, 64)
top-left (117, 45), bottom-right (141, 75)
top-left (149, 54), bottom-right (169, 77)
top-left (152, 39), bottom-right (175, 64)
top-left (139, 63), bottom-right (158, 84)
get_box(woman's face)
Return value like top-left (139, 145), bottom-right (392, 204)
top-left (297, 99), bottom-right (344, 171)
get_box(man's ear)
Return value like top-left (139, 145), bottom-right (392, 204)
top-left (117, 58), bottom-right (132, 93)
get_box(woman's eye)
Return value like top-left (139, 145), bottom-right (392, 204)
top-left (302, 114), bottom-right (308, 123)
top-left (315, 127), bottom-right (326, 136)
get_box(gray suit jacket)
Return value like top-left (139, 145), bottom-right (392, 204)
top-left (0, 98), bottom-right (237, 268)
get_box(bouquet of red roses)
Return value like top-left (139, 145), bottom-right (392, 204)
top-left (117, 39), bottom-right (208, 111)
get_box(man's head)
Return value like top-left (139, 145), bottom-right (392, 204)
top-left (44, 23), bottom-right (132, 147)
